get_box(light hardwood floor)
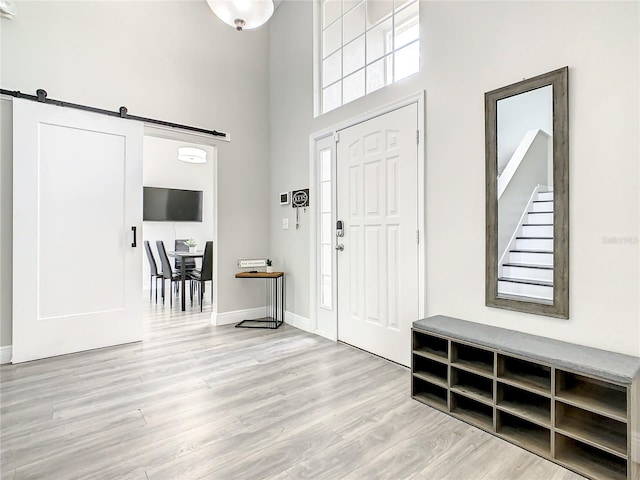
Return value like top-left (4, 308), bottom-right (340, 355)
top-left (1, 295), bottom-right (585, 480)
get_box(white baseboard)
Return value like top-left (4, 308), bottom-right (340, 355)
top-left (0, 345), bottom-right (12, 364)
top-left (210, 307), bottom-right (267, 327)
top-left (285, 311), bottom-right (312, 332)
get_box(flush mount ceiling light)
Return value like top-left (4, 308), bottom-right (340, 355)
top-left (178, 147), bottom-right (207, 164)
top-left (206, 0), bottom-right (274, 31)
top-left (0, 0), bottom-right (17, 18)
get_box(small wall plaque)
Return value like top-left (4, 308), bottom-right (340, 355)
top-left (291, 189), bottom-right (309, 208)
top-left (237, 258), bottom-right (267, 268)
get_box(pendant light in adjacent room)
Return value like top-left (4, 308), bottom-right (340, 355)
top-left (206, 0), bottom-right (274, 31)
top-left (177, 147), bottom-right (207, 164)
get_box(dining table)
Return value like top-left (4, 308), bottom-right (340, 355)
top-left (167, 250), bottom-right (204, 311)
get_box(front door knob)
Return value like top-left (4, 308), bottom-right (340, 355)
top-left (335, 244), bottom-right (344, 251)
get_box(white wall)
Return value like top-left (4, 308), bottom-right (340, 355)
top-left (269, 1), bottom-right (640, 356)
top-left (0, 1), bottom-right (271, 348)
top-left (141, 136), bottom-right (215, 293)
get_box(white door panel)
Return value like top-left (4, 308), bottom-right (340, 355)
top-left (13, 99), bottom-right (143, 363)
top-left (337, 104), bottom-right (418, 366)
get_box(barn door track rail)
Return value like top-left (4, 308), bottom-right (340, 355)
top-left (0, 88), bottom-right (227, 139)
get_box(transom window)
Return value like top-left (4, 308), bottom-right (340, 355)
top-left (319, 0), bottom-right (420, 114)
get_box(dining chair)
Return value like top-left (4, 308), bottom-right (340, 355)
top-left (174, 239), bottom-right (197, 274)
top-left (156, 240), bottom-right (184, 307)
top-left (144, 241), bottom-right (163, 303)
top-left (189, 241), bottom-right (213, 312)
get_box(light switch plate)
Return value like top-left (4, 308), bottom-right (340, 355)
top-left (282, 218), bottom-right (289, 230)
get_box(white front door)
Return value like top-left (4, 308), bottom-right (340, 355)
top-left (12, 99), bottom-right (144, 363)
top-left (336, 104), bottom-right (419, 366)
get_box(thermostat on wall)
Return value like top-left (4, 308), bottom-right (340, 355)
top-left (279, 192), bottom-right (290, 205)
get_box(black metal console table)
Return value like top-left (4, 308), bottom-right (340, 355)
top-left (234, 272), bottom-right (285, 329)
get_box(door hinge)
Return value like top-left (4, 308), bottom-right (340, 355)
top-left (416, 130), bottom-right (420, 145)
top-left (334, 131), bottom-right (340, 143)
top-left (416, 230), bottom-right (420, 243)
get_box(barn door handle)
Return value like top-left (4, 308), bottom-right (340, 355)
top-left (131, 226), bottom-right (137, 247)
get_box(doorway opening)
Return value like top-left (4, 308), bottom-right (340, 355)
top-left (142, 128), bottom-right (219, 313)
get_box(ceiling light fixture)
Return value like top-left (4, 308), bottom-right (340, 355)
top-left (206, 0), bottom-right (274, 31)
top-left (0, 0), bottom-right (17, 19)
top-left (177, 147), bottom-right (207, 164)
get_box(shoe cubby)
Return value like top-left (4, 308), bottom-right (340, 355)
top-left (412, 354), bottom-right (448, 389)
top-left (450, 341), bottom-right (494, 376)
top-left (496, 410), bottom-right (551, 456)
top-left (412, 375), bottom-right (448, 411)
top-left (496, 381), bottom-right (551, 427)
top-left (411, 317), bottom-right (640, 480)
top-left (412, 331), bottom-right (448, 363)
top-left (555, 400), bottom-right (627, 457)
top-left (555, 370), bottom-right (627, 421)
top-left (450, 367), bottom-right (493, 404)
top-left (450, 392), bottom-right (493, 431)
top-left (555, 433), bottom-right (627, 480)
top-left (497, 354), bottom-right (551, 395)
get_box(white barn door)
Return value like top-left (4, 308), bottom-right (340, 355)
top-left (12, 99), bottom-right (143, 363)
top-left (336, 104), bottom-right (419, 367)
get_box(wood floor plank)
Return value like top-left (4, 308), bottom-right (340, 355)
top-left (203, 423), bottom-right (343, 480)
top-left (286, 399), bottom-right (440, 479)
top-left (1, 370), bottom-right (145, 411)
top-left (42, 410), bottom-right (246, 480)
top-left (499, 451), bottom-right (585, 480)
top-left (1, 410), bottom-right (145, 472)
top-left (264, 471), bottom-right (296, 480)
top-left (414, 425), bottom-right (503, 479)
top-left (0, 297), bottom-right (585, 480)
top-left (51, 376), bottom-right (211, 421)
top-left (341, 411), bottom-right (472, 480)
top-left (0, 468), bottom-right (15, 480)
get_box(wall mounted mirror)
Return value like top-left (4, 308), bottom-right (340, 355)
top-left (485, 67), bottom-right (569, 319)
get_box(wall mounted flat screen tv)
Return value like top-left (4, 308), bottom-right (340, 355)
top-left (143, 187), bottom-right (203, 222)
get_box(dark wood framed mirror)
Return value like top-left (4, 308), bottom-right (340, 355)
top-left (485, 67), bottom-right (569, 318)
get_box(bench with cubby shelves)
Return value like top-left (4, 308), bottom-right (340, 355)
top-left (412, 315), bottom-right (640, 480)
